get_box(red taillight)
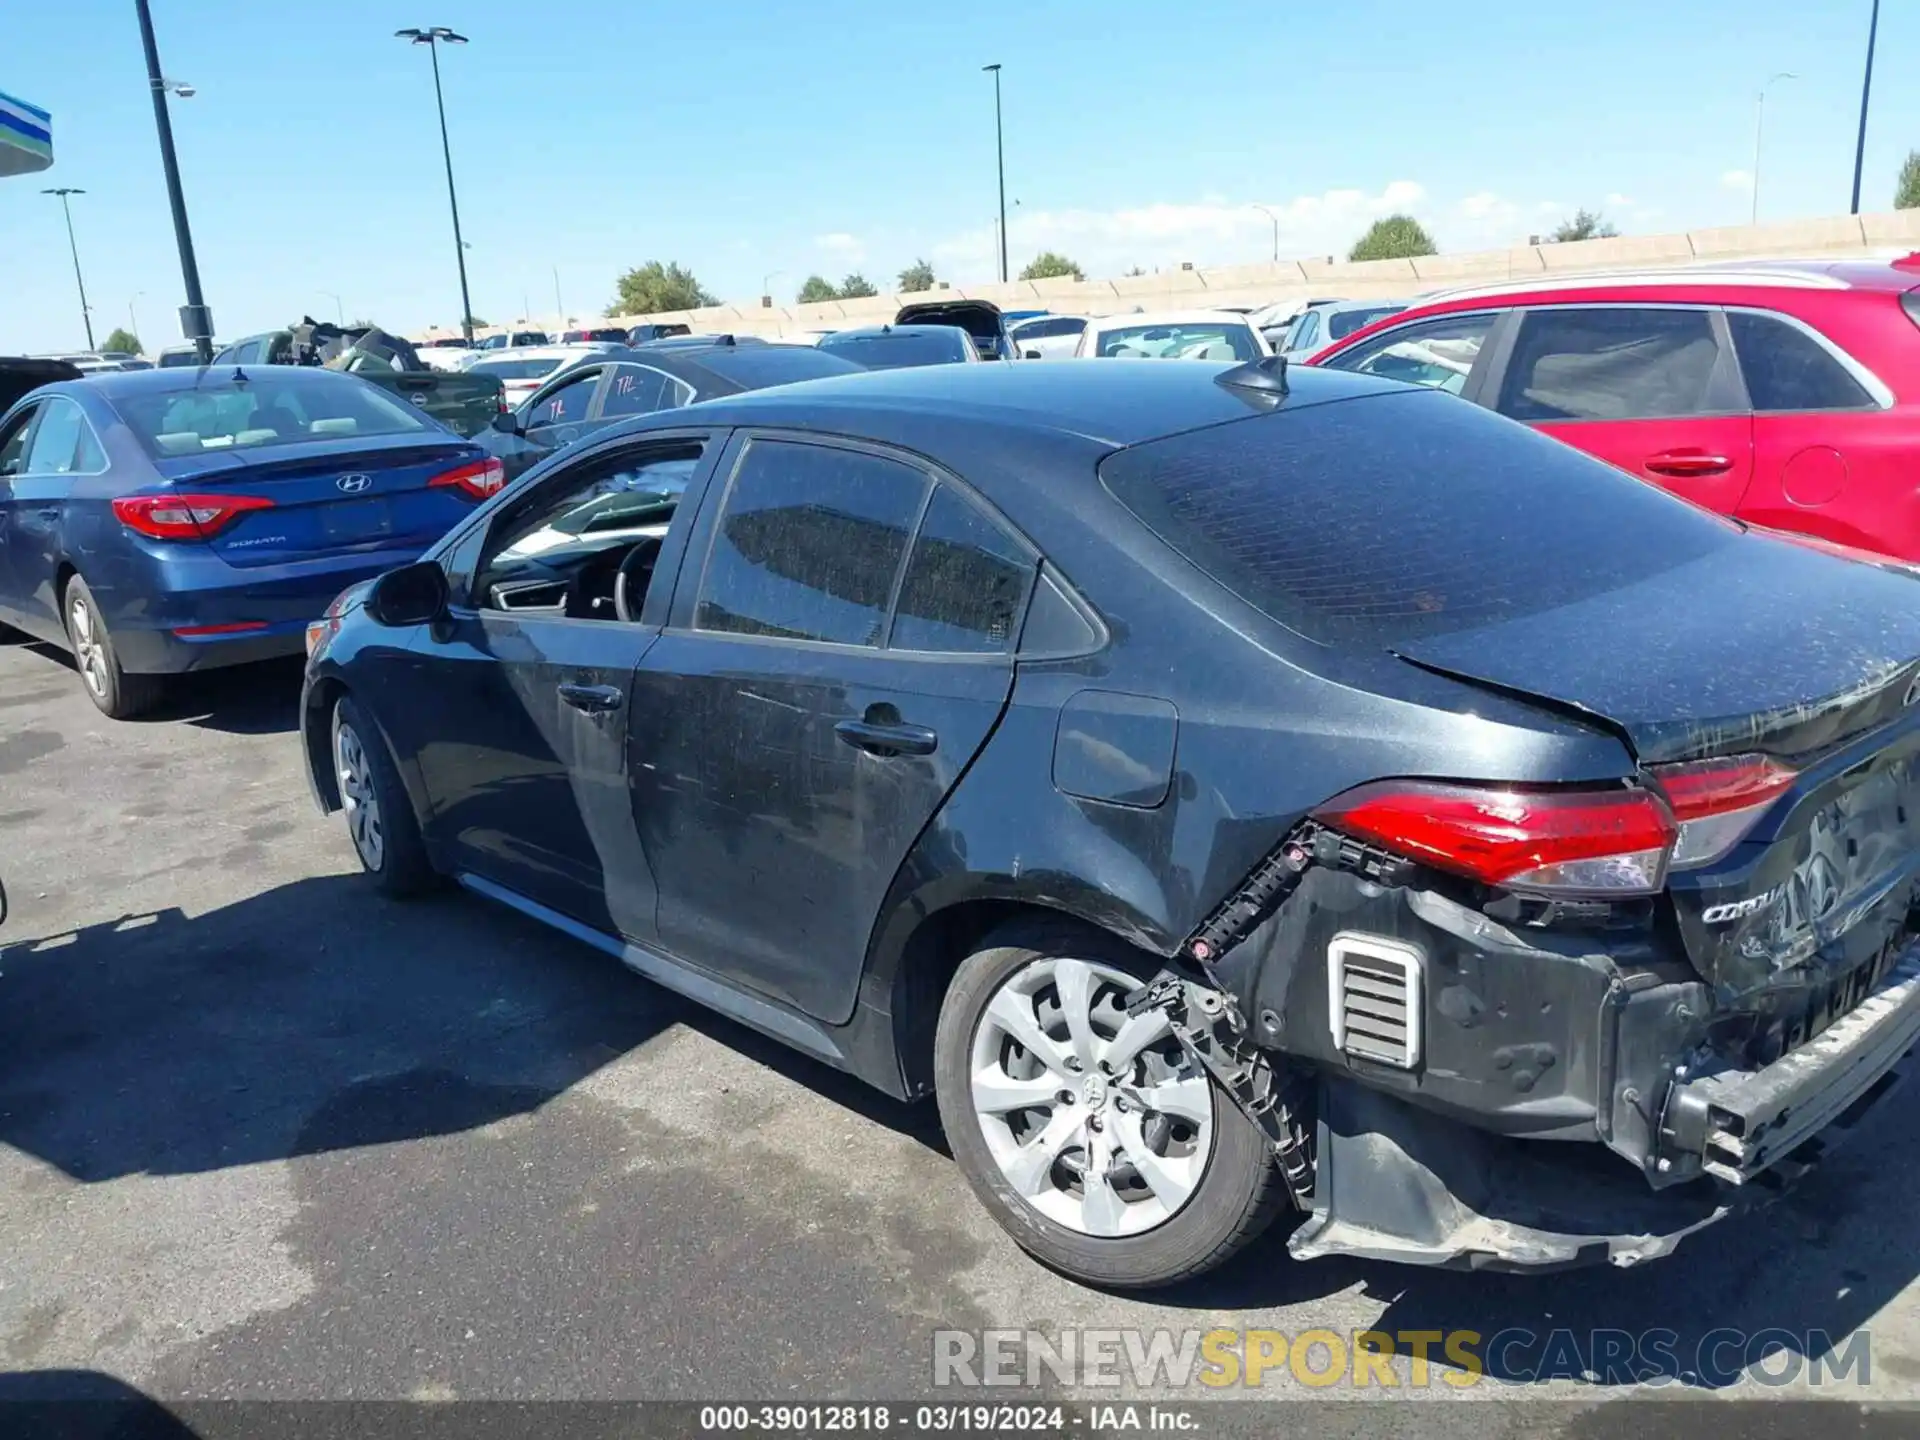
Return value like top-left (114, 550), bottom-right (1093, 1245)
top-left (111, 492), bottom-right (275, 540)
top-left (1315, 779), bottom-right (1676, 897)
top-left (429, 456), bottom-right (506, 501)
top-left (173, 621), bottom-right (268, 637)
top-left (1649, 753), bottom-right (1797, 869)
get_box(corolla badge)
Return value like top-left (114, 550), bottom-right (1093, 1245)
top-left (335, 474), bottom-right (372, 494)
top-left (1702, 887), bottom-right (1781, 926)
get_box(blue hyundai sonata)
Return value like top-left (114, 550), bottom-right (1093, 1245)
top-left (0, 365), bottom-right (503, 717)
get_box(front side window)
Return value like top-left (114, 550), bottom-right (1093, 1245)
top-left (476, 446), bottom-right (702, 618)
top-left (695, 440), bottom-right (928, 646)
top-left (0, 405), bottom-right (40, 477)
top-left (23, 397), bottom-right (105, 474)
top-left (1728, 311), bottom-right (1876, 412)
top-left (1321, 311), bottom-right (1494, 395)
top-left (1496, 307), bottom-right (1726, 422)
top-left (890, 485), bottom-right (1035, 653)
top-left (527, 370), bottom-right (601, 428)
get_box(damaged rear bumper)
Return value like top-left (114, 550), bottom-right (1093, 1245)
top-left (1288, 944), bottom-right (1920, 1271)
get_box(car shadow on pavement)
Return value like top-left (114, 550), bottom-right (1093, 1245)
top-left (0, 872), bottom-right (944, 1186)
top-left (0, 1370), bottom-right (200, 1440)
top-left (2, 640), bottom-right (303, 735)
top-left (1148, 1095), bottom-right (1920, 1393)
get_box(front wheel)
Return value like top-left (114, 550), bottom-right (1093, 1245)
top-left (331, 694), bottom-right (437, 897)
top-left (934, 918), bottom-right (1289, 1289)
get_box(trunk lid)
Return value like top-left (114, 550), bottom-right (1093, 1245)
top-left (155, 433), bottom-right (483, 567)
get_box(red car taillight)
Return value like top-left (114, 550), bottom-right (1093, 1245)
top-left (1648, 753), bottom-right (1798, 869)
top-left (1314, 780), bottom-right (1676, 897)
top-left (111, 492), bottom-right (275, 540)
top-left (429, 456), bottom-right (507, 501)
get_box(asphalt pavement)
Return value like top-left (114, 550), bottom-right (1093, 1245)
top-left (3, 633), bottom-right (1920, 1437)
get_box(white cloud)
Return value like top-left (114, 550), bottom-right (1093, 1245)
top-left (813, 232), bottom-right (866, 264)
top-left (930, 182), bottom-right (1439, 281)
top-left (1721, 169), bottom-right (1754, 192)
top-left (1606, 192), bottom-right (1635, 208)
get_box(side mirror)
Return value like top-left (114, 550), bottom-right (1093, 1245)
top-left (366, 561), bottom-right (449, 627)
top-left (490, 409), bottom-right (521, 436)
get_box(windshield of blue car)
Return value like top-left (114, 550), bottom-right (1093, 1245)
top-left (818, 328), bottom-right (970, 369)
top-left (114, 373), bottom-right (437, 457)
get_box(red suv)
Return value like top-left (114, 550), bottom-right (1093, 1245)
top-left (1310, 256), bottom-right (1920, 560)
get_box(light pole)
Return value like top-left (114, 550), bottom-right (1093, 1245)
top-left (762, 270), bottom-right (784, 307)
top-left (1752, 72), bottom-right (1797, 224)
top-left (135, 0), bottom-right (213, 363)
top-left (1851, 0), bottom-right (1881, 214)
top-left (41, 188), bottom-right (95, 350)
top-left (318, 291), bottom-right (343, 325)
top-left (552, 265), bottom-right (564, 325)
top-left (1251, 204), bottom-right (1280, 263)
top-left (396, 27), bottom-right (476, 342)
top-left (128, 292), bottom-right (145, 348)
top-left (983, 63), bottom-right (1008, 284)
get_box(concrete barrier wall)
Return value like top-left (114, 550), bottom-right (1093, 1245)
top-left (427, 208), bottom-right (1920, 344)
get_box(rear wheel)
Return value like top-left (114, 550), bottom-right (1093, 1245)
top-left (63, 576), bottom-right (166, 720)
top-left (331, 694), bottom-right (436, 897)
top-left (934, 918), bottom-right (1288, 1288)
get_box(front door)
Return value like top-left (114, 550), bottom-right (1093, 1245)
top-left (629, 434), bottom-right (1036, 1023)
top-left (403, 433), bottom-right (716, 934)
top-left (1491, 304), bottom-right (1757, 516)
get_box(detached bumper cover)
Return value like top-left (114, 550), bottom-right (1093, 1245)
top-left (1664, 948), bottom-right (1920, 1184)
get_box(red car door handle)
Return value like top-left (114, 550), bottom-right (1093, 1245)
top-left (1645, 450), bottom-right (1732, 477)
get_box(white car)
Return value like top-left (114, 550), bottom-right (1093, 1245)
top-left (464, 344), bottom-right (623, 408)
top-left (1073, 310), bottom-right (1271, 362)
top-left (1008, 314), bottom-right (1087, 359)
top-left (416, 337), bottom-right (475, 372)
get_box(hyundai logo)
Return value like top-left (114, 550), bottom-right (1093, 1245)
top-left (336, 474), bottom-right (372, 494)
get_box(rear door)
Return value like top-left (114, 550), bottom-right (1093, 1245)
top-left (8, 396), bottom-right (109, 627)
top-left (1721, 307), bottom-right (1919, 555)
top-left (1487, 305), bottom-right (1756, 516)
top-left (630, 432), bottom-right (1036, 1023)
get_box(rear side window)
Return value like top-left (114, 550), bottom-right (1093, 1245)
top-left (1099, 390), bottom-right (1738, 648)
top-left (890, 485), bottom-right (1036, 654)
top-left (1286, 312), bottom-right (1322, 351)
top-left (695, 440), bottom-right (929, 645)
top-left (23, 397), bottom-right (105, 474)
top-left (1496, 307), bottom-right (1727, 422)
top-left (1728, 311), bottom-right (1876, 412)
top-left (600, 364), bottom-right (693, 418)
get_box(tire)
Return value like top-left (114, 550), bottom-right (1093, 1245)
top-left (63, 575), bottom-right (167, 720)
top-left (331, 694), bottom-right (437, 898)
top-left (934, 917), bottom-right (1289, 1289)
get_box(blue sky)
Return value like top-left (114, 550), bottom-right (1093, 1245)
top-left (3, 0), bottom-right (1913, 352)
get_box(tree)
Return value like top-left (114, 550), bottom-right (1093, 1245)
top-left (1019, 251), bottom-right (1085, 282)
top-left (101, 327), bottom-right (141, 355)
top-left (797, 274), bottom-right (839, 304)
top-left (606, 261), bottom-right (717, 317)
top-left (1347, 215), bottom-right (1436, 262)
top-left (1549, 209), bottom-right (1620, 243)
top-left (836, 272), bottom-right (878, 300)
top-left (347, 318), bottom-right (380, 330)
top-left (1898, 151), bottom-right (1920, 210)
top-left (897, 258), bottom-right (935, 293)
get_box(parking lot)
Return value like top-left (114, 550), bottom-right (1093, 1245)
top-left (4, 633), bottom-right (1920, 1434)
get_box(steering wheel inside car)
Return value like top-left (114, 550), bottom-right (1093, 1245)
top-left (613, 538), bottom-right (663, 624)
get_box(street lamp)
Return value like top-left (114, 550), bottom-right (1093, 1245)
top-left (762, 270), bottom-right (784, 307)
top-left (1251, 204), bottom-right (1280, 263)
top-left (135, 0), bottom-right (214, 362)
top-left (396, 26), bottom-right (476, 343)
top-left (128, 292), bottom-right (145, 348)
top-left (983, 63), bottom-right (1008, 284)
top-left (1752, 72), bottom-right (1797, 224)
top-left (40, 187), bottom-right (94, 349)
top-left (1850, 0), bottom-right (1881, 215)
top-left (318, 291), bottom-right (343, 325)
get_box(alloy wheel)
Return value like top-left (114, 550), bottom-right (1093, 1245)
top-left (970, 955), bottom-right (1216, 1237)
top-left (335, 721), bottom-right (386, 871)
top-left (68, 594), bottom-right (109, 700)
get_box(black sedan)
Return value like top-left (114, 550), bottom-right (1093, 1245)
top-left (302, 359), bottom-right (1920, 1288)
top-left (479, 337), bottom-right (863, 482)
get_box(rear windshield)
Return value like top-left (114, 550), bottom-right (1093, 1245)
top-left (819, 330), bottom-right (968, 369)
top-left (694, 345), bottom-right (866, 386)
top-left (1328, 305), bottom-right (1406, 340)
top-left (1099, 389), bottom-right (1737, 648)
top-left (471, 356), bottom-right (568, 381)
top-left (115, 372), bottom-right (435, 457)
top-left (1094, 323), bottom-right (1260, 361)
